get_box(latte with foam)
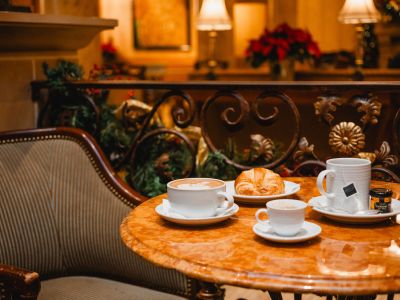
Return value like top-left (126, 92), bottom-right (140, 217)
top-left (169, 178), bottom-right (224, 189)
top-left (167, 178), bottom-right (234, 218)
top-left (274, 203), bottom-right (298, 210)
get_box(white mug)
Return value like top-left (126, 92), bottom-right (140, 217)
top-left (316, 158), bottom-right (371, 211)
top-left (255, 199), bottom-right (306, 236)
top-left (167, 178), bottom-right (234, 218)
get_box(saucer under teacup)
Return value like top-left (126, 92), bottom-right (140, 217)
top-left (253, 221), bottom-right (321, 243)
top-left (309, 195), bottom-right (400, 224)
top-left (155, 199), bottom-right (239, 226)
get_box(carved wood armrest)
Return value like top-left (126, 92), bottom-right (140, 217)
top-left (0, 264), bottom-right (40, 300)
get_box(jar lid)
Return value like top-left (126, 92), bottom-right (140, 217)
top-left (370, 188), bottom-right (393, 197)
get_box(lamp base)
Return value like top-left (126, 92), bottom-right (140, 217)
top-left (194, 59), bottom-right (229, 80)
top-left (352, 69), bottom-right (364, 81)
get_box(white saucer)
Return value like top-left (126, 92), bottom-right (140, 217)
top-left (226, 180), bottom-right (300, 205)
top-left (253, 221), bottom-right (321, 243)
top-left (310, 196), bottom-right (400, 224)
top-left (155, 202), bottom-right (239, 226)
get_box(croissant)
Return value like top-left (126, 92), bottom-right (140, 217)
top-left (234, 168), bottom-right (285, 196)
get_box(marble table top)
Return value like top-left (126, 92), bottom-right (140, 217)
top-left (120, 177), bottom-right (400, 295)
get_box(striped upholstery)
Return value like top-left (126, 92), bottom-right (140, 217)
top-left (0, 136), bottom-right (191, 298)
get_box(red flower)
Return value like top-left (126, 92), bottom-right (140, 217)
top-left (276, 46), bottom-right (287, 61)
top-left (245, 23), bottom-right (321, 67)
top-left (250, 40), bottom-right (262, 52)
top-left (261, 45), bottom-right (273, 57)
top-left (307, 41), bottom-right (321, 58)
top-left (101, 41), bottom-right (117, 54)
top-left (292, 29), bottom-right (311, 43)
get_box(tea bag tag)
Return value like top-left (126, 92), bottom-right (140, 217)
top-left (342, 183), bottom-right (361, 213)
top-left (343, 183), bottom-right (357, 198)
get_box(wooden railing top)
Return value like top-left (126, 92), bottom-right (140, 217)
top-left (31, 79), bottom-right (400, 92)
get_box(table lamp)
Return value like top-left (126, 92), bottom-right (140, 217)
top-left (195, 0), bottom-right (232, 80)
top-left (338, 0), bottom-right (381, 80)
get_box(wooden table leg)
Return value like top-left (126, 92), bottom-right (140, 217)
top-left (268, 291), bottom-right (283, 300)
top-left (294, 293), bottom-right (302, 300)
top-left (196, 281), bottom-right (224, 300)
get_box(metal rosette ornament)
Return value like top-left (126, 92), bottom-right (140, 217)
top-left (328, 122), bottom-right (366, 156)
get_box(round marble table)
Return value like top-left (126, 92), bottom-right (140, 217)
top-left (120, 177), bottom-right (400, 297)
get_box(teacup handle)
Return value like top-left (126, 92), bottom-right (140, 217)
top-left (317, 169), bottom-right (336, 199)
top-left (217, 191), bottom-right (234, 210)
top-left (255, 208), bottom-right (269, 226)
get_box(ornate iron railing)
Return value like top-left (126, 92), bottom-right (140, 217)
top-left (31, 80), bottom-right (400, 196)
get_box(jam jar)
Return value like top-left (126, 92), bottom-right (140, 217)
top-left (370, 188), bottom-right (393, 213)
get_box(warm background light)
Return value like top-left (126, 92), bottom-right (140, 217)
top-left (197, 0), bottom-right (232, 31)
top-left (338, 0), bottom-right (381, 24)
top-left (99, 0), bottom-right (363, 70)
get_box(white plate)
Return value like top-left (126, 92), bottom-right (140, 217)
top-left (155, 203), bottom-right (239, 226)
top-left (226, 180), bottom-right (300, 205)
top-left (253, 221), bottom-right (321, 243)
top-left (311, 196), bottom-right (400, 224)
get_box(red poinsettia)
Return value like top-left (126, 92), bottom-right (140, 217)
top-left (245, 23), bottom-right (321, 68)
top-left (101, 41), bottom-right (117, 55)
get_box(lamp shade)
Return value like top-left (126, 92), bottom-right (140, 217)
top-left (338, 0), bottom-right (381, 24)
top-left (197, 0), bottom-right (232, 31)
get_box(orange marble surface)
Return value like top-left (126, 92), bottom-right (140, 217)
top-left (120, 177), bottom-right (400, 295)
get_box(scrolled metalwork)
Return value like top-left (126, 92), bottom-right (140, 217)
top-left (293, 137), bottom-right (319, 162)
top-left (130, 128), bottom-right (196, 180)
top-left (122, 89), bottom-right (196, 169)
top-left (200, 90), bottom-right (300, 170)
top-left (350, 94), bottom-right (382, 129)
top-left (252, 91), bottom-right (281, 125)
top-left (314, 95), bottom-right (343, 126)
top-left (372, 167), bottom-right (400, 183)
top-left (139, 90), bottom-right (195, 135)
top-left (170, 90), bottom-right (196, 129)
top-left (292, 160), bottom-right (327, 177)
top-left (374, 141), bottom-right (398, 167)
top-left (250, 134), bottom-right (275, 162)
top-left (201, 90), bottom-right (250, 128)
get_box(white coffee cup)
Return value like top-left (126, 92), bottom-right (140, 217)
top-left (316, 158), bottom-right (371, 211)
top-left (167, 178), bottom-right (234, 218)
top-left (255, 199), bottom-right (306, 236)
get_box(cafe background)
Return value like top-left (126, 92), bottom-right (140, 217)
top-left (1, 0), bottom-right (400, 197)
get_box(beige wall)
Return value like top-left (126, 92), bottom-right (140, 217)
top-left (0, 0), bottom-right (104, 131)
top-left (40, 0), bottom-right (102, 74)
top-left (233, 2), bottom-right (268, 60)
top-left (296, 0), bottom-right (354, 52)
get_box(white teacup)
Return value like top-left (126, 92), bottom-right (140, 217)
top-left (255, 199), bottom-right (306, 236)
top-left (167, 178), bottom-right (234, 218)
top-left (316, 158), bottom-right (371, 212)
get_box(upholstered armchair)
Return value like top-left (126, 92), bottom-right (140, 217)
top-left (0, 128), bottom-right (195, 300)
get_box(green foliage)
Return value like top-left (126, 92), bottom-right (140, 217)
top-left (98, 104), bottom-right (135, 165)
top-left (197, 151), bottom-right (239, 180)
top-left (128, 163), bottom-right (167, 198)
top-left (128, 134), bottom-right (193, 198)
top-left (42, 60), bottom-right (84, 96)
